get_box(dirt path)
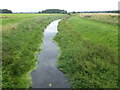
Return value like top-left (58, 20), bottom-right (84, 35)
top-left (31, 20), bottom-right (71, 88)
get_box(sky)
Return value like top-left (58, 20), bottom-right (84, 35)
top-left (1, 0), bottom-right (119, 12)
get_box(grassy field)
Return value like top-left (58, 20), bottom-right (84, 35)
top-left (54, 14), bottom-right (118, 88)
top-left (80, 13), bottom-right (119, 25)
top-left (2, 13), bottom-right (66, 88)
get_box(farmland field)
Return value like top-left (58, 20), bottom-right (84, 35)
top-left (1, 13), bottom-right (119, 88)
top-left (54, 14), bottom-right (118, 88)
top-left (1, 14), bottom-right (66, 88)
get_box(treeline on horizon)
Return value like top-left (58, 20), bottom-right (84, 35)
top-left (0, 9), bottom-right (120, 13)
top-left (39, 9), bottom-right (120, 14)
top-left (78, 10), bottom-right (120, 13)
top-left (39, 9), bottom-right (67, 14)
top-left (0, 9), bottom-right (12, 13)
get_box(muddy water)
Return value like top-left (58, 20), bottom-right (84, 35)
top-left (31, 20), bottom-right (71, 88)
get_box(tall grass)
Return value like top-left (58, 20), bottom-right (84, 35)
top-left (2, 14), bottom-right (66, 88)
top-left (80, 13), bottom-right (118, 25)
top-left (54, 15), bottom-right (118, 88)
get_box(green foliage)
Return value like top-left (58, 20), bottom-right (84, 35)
top-left (2, 14), bottom-right (66, 88)
top-left (41, 9), bottom-right (67, 14)
top-left (79, 10), bottom-right (120, 13)
top-left (0, 9), bottom-right (12, 13)
top-left (54, 15), bottom-right (118, 88)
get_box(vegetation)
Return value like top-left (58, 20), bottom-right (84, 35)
top-left (2, 14), bottom-right (66, 88)
top-left (2, 14), bottom-right (50, 25)
top-left (80, 13), bottom-right (119, 25)
top-left (0, 13), bottom-right (1, 90)
top-left (78, 10), bottom-right (120, 13)
top-left (54, 14), bottom-right (118, 88)
top-left (40, 9), bottom-right (67, 14)
top-left (2, 13), bottom-right (119, 88)
top-left (106, 10), bottom-right (120, 13)
top-left (0, 9), bottom-right (12, 13)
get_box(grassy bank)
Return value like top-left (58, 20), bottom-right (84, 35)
top-left (54, 15), bottom-right (118, 88)
top-left (2, 14), bottom-right (66, 88)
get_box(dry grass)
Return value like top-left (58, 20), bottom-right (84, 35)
top-left (80, 13), bottom-right (118, 16)
top-left (2, 23), bottom-right (19, 30)
top-left (80, 13), bottom-right (119, 25)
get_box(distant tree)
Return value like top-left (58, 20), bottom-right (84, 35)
top-left (0, 9), bottom-right (2, 13)
top-left (77, 12), bottom-right (81, 13)
top-left (41, 9), bottom-right (67, 14)
top-left (38, 11), bottom-right (41, 13)
top-left (107, 10), bottom-right (120, 13)
top-left (0, 9), bottom-right (12, 13)
top-left (68, 13), bottom-right (71, 15)
top-left (72, 11), bottom-right (76, 13)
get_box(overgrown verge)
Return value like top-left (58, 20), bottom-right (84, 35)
top-left (2, 14), bottom-right (66, 88)
top-left (54, 15), bottom-right (118, 88)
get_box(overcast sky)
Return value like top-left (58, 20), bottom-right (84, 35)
top-left (1, 0), bottom-right (119, 12)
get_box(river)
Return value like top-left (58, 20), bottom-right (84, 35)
top-left (31, 19), bottom-right (71, 88)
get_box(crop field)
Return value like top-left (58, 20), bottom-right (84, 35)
top-left (54, 14), bottom-right (118, 88)
top-left (1, 14), bottom-right (66, 88)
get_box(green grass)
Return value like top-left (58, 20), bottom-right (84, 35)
top-left (69, 15), bottom-right (118, 50)
top-left (2, 14), bottom-right (66, 88)
top-left (2, 13), bottom-right (54, 25)
top-left (54, 15), bottom-right (118, 88)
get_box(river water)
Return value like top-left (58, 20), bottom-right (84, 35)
top-left (31, 20), bottom-right (71, 88)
